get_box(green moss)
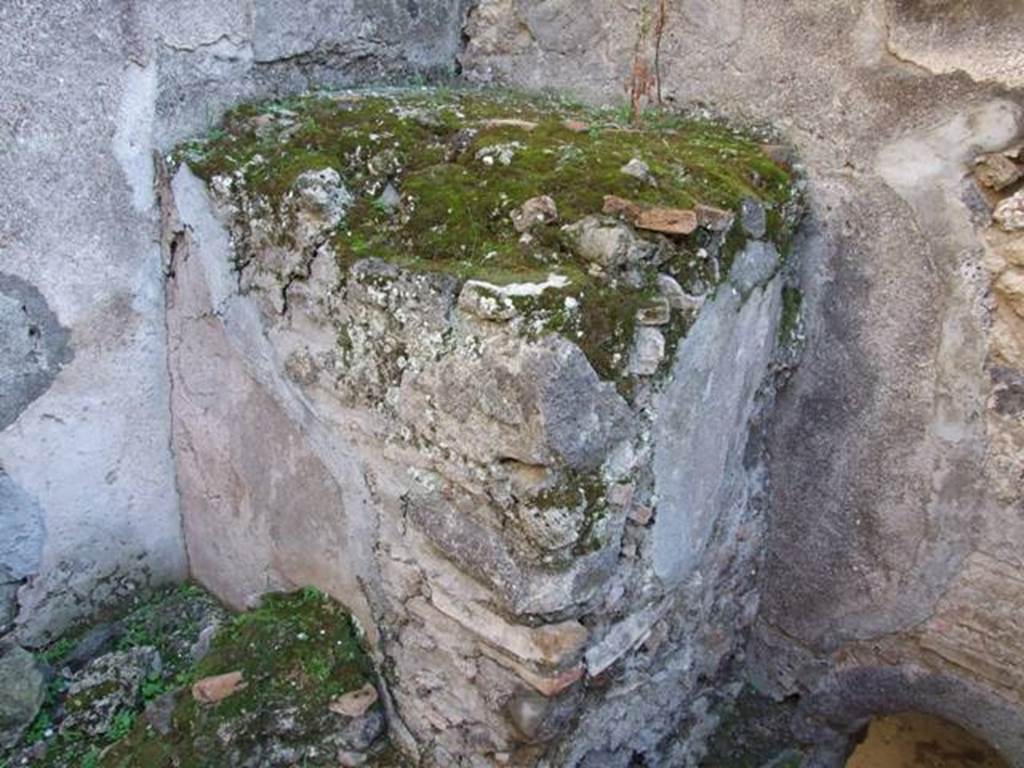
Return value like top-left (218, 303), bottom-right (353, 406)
top-left (177, 88), bottom-right (799, 386)
top-left (5, 586), bottom-right (392, 768)
top-left (530, 469), bottom-right (611, 556)
top-left (40, 637), bottom-right (75, 666)
top-left (778, 286), bottom-right (802, 345)
top-left (63, 680), bottom-right (119, 714)
top-left (97, 589), bottom-right (385, 768)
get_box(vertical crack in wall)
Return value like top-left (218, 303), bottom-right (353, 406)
top-left (155, 152), bottom-right (192, 583)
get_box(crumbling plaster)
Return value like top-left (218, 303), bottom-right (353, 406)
top-left (0, 0), bottom-right (470, 643)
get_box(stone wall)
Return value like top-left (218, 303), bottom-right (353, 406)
top-left (461, 0), bottom-right (1024, 763)
top-left (160, 89), bottom-right (799, 764)
top-left (0, 0), bottom-right (470, 644)
top-left (3, 0), bottom-right (1024, 765)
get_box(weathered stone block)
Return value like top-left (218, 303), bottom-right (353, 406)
top-left (0, 643), bottom-right (44, 749)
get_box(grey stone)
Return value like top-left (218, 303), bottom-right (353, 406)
top-left (333, 709), bottom-right (386, 753)
top-left (532, 338), bottom-right (632, 470)
top-left (62, 646), bottom-right (161, 737)
top-left (0, 471), bottom-right (45, 586)
top-left (63, 621), bottom-right (125, 672)
top-left (584, 602), bottom-right (667, 677)
top-left (507, 688), bottom-right (550, 738)
top-left (143, 689), bottom-right (181, 737)
top-left (620, 158), bottom-right (654, 185)
top-left (651, 279), bottom-right (781, 586)
top-left (730, 240), bottom-right (780, 295)
top-left (458, 282), bottom-right (519, 321)
top-left (0, 582), bottom-right (17, 633)
top-left (0, 643), bottom-right (44, 749)
top-left (377, 182), bottom-right (402, 212)
top-left (506, 685), bottom-right (583, 744)
top-left (656, 274), bottom-right (705, 312)
top-left (627, 327), bottom-right (665, 376)
top-left (292, 168), bottom-right (352, 223)
top-left (405, 490), bottom-right (612, 616)
top-left (190, 623), bottom-right (217, 663)
top-left (405, 491), bottom-right (527, 609)
top-left (566, 216), bottom-right (657, 269)
top-left (400, 333), bottom-right (630, 473)
top-left (0, 272), bottom-right (72, 431)
top-left (209, 702), bottom-right (385, 766)
top-left (740, 198), bottom-right (767, 239)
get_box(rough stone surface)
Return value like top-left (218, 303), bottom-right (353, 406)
top-left (63, 646), bottom-right (162, 737)
top-left (461, 0), bottom-right (1024, 763)
top-left (6, 0), bottom-right (1024, 765)
top-left (0, 472), bottom-right (45, 589)
top-left (167, 167), bottom-right (374, 624)
top-left (0, 273), bottom-right (72, 432)
top-left (995, 190), bottom-right (1024, 232)
top-left (63, 622), bottom-right (125, 672)
top-left (0, 643), bottom-right (44, 749)
top-left (627, 327), bottom-right (665, 376)
top-left (164, 92), bottom-right (796, 764)
top-left (651, 276), bottom-right (781, 586)
top-left (739, 199), bottom-right (767, 239)
top-left (975, 152), bottom-right (1024, 191)
top-left (635, 207), bottom-right (698, 236)
top-left (0, 585), bottom-right (17, 635)
top-left (192, 670), bottom-right (246, 704)
top-left (143, 689), bottom-right (180, 737)
top-left (729, 240), bottom-right (780, 296)
top-left (566, 216), bottom-right (657, 269)
top-left (0, 0), bottom-right (472, 645)
top-left (511, 195), bottom-right (559, 233)
top-left (330, 684), bottom-right (379, 718)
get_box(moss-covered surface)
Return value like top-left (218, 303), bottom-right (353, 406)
top-left (3, 587), bottom-right (395, 768)
top-left (177, 89), bottom-right (794, 264)
top-left (778, 285), bottom-right (802, 345)
top-left (527, 468), bottom-right (612, 557)
top-left (97, 588), bottom-right (387, 768)
top-left (7, 584), bottom-right (227, 768)
top-left (175, 88), bottom-right (801, 388)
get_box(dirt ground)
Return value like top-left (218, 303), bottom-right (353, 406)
top-left (846, 712), bottom-right (1009, 768)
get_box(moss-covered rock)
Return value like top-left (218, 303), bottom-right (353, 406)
top-left (0, 587), bottom-right (393, 768)
top-left (175, 88), bottom-right (802, 391)
top-left (99, 589), bottom-right (388, 768)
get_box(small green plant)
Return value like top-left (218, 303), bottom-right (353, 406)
top-left (304, 652), bottom-right (333, 683)
top-left (177, 581), bottom-right (203, 598)
top-left (24, 709), bottom-right (52, 744)
top-left (778, 285), bottom-right (802, 344)
top-left (41, 636), bottom-right (74, 665)
top-left (81, 747), bottom-right (102, 768)
top-left (141, 673), bottom-right (169, 701)
top-left (371, 197), bottom-right (394, 216)
top-left (300, 585), bottom-right (326, 602)
top-left (108, 709), bottom-right (137, 741)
